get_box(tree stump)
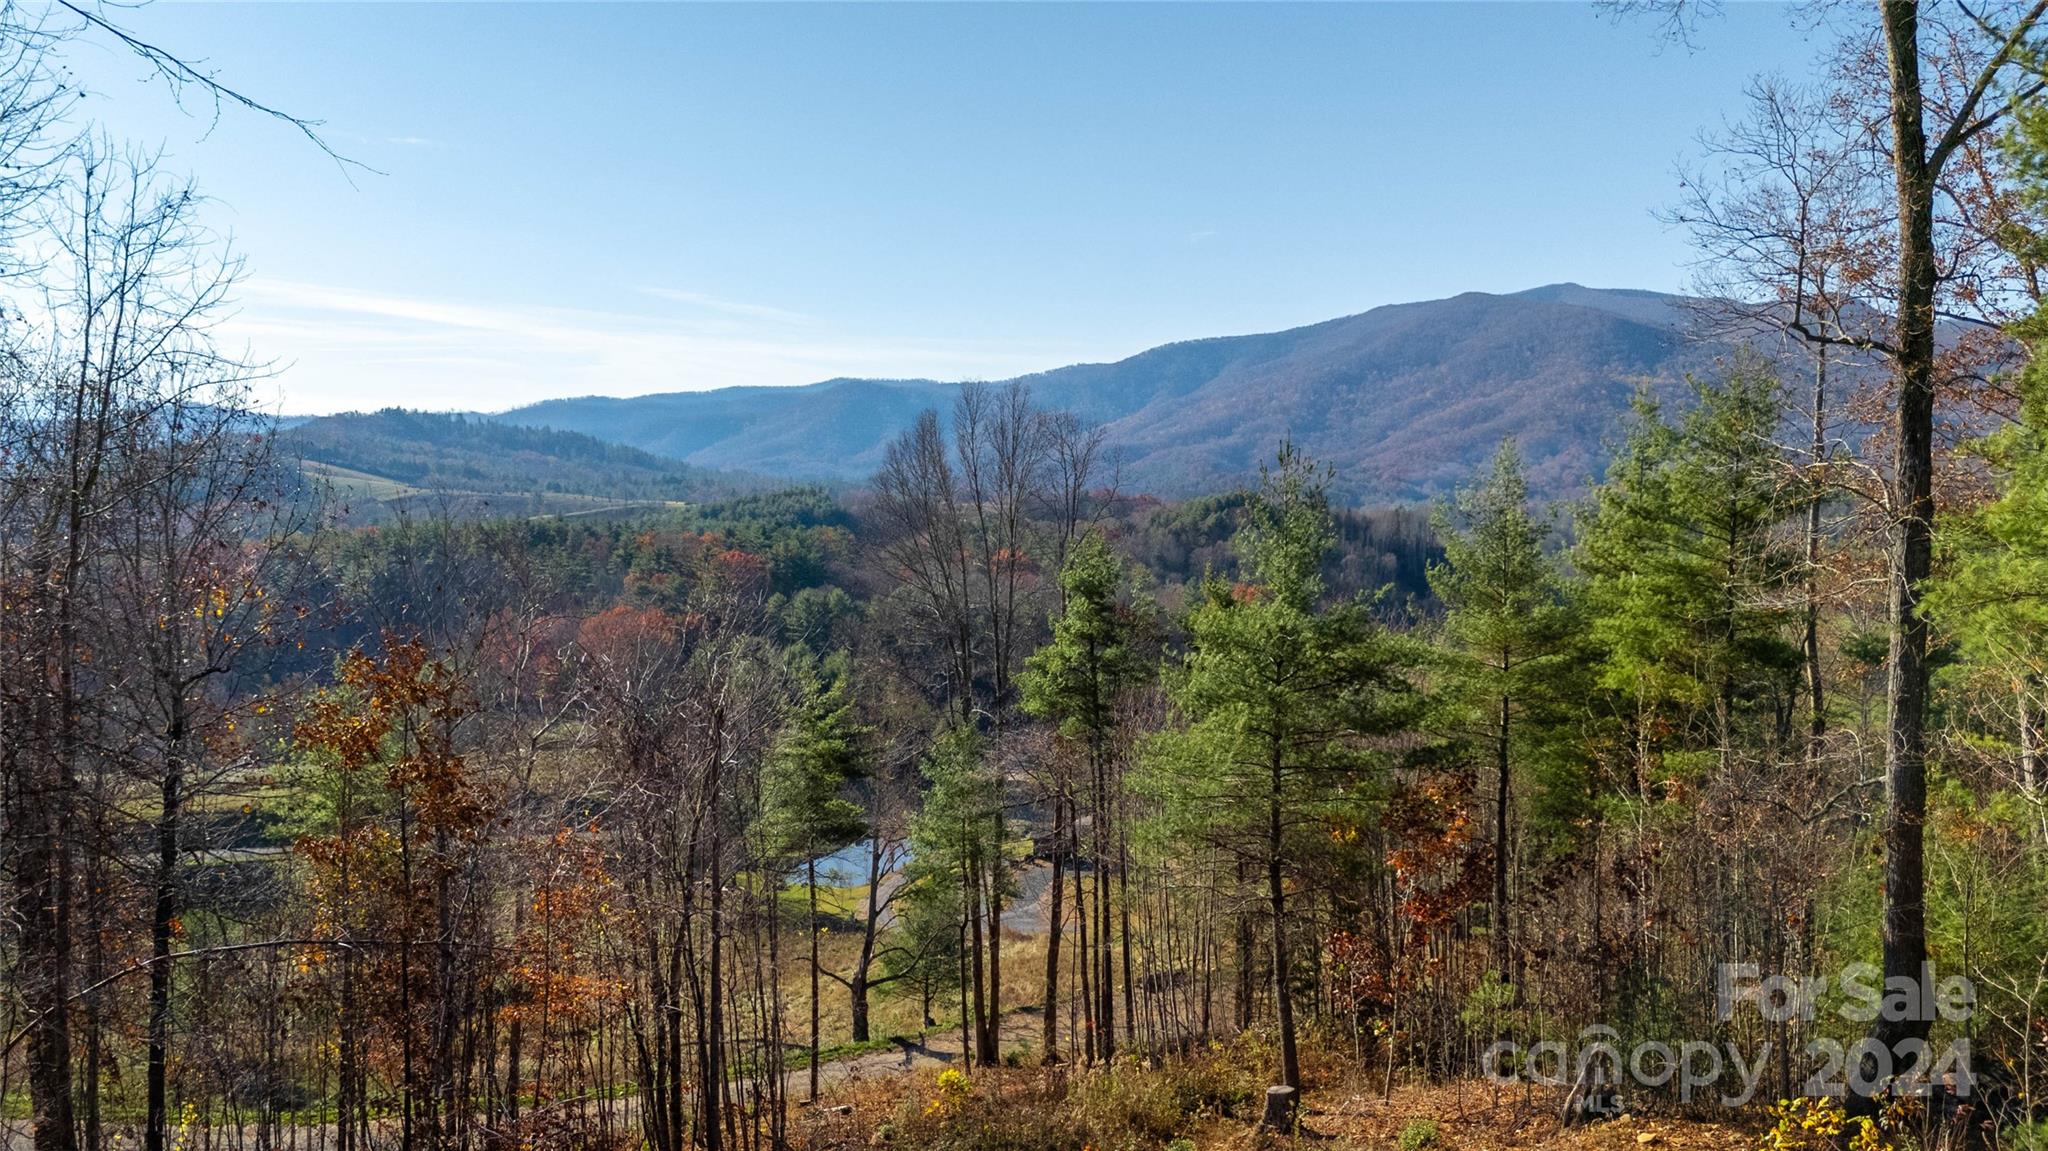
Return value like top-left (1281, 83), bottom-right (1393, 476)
top-left (1258, 1085), bottom-right (1298, 1132)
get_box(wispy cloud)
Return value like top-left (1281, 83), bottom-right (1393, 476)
top-left (385, 135), bottom-right (441, 148)
top-left (639, 287), bottom-right (811, 325)
top-left (228, 278), bottom-right (1067, 415)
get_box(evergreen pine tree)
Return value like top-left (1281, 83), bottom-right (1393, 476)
top-left (1139, 444), bottom-right (1416, 1094)
top-left (1429, 439), bottom-right (1584, 988)
top-left (1021, 530), bottom-right (1153, 1063)
top-left (761, 652), bottom-right (869, 1100)
top-left (1578, 363), bottom-right (1801, 782)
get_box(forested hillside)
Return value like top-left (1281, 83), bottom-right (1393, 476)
top-left (494, 285), bottom-right (1723, 502)
top-left (283, 409), bottom-right (755, 521)
top-left (14, 361), bottom-right (2048, 1151)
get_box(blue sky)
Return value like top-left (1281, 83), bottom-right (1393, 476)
top-left (58, 2), bottom-right (1825, 414)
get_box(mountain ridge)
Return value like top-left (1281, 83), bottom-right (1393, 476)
top-left (280, 408), bottom-right (764, 523)
top-left (467, 285), bottom-right (1733, 503)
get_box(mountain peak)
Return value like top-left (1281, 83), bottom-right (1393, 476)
top-left (494, 285), bottom-right (1714, 503)
top-left (1503, 283), bottom-right (1690, 328)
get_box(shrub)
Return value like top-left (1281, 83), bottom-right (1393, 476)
top-left (1756, 1098), bottom-right (1894, 1151)
top-left (916, 1067), bottom-right (975, 1121)
top-left (892, 1041), bottom-right (1266, 1151)
top-left (1071, 1039), bottom-right (1263, 1141)
top-left (2007, 1119), bottom-right (2048, 1151)
top-left (895, 1069), bottom-right (1090, 1151)
top-left (1398, 1118), bottom-right (1439, 1151)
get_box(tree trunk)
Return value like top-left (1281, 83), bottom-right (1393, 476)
top-left (21, 743), bottom-right (79, 1151)
top-left (435, 827), bottom-right (459, 1147)
top-left (1118, 816), bottom-right (1136, 1049)
top-left (22, 540), bottom-right (81, 1151)
top-left (1493, 691), bottom-right (1512, 987)
top-left (339, 944), bottom-right (360, 1151)
top-left (1073, 823), bottom-right (1094, 1064)
top-left (1806, 348), bottom-right (1829, 765)
top-left (504, 893), bottom-right (526, 1126)
top-left (708, 839), bottom-right (728, 1151)
top-left (985, 813), bottom-right (1004, 1064)
top-left (848, 836), bottom-right (887, 1044)
top-left (145, 704), bottom-right (186, 1151)
top-left (1869, 0), bottom-right (1937, 1100)
top-left (1269, 751), bottom-right (1300, 1091)
top-left (767, 872), bottom-right (789, 1151)
top-left (1093, 759), bottom-right (1115, 1062)
top-left (966, 854), bottom-right (989, 1066)
top-left (957, 908), bottom-right (972, 1066)
top-left (1042, 793), bottom-right (1065, 1064)
top-left (808, 858), bottom-right (821, 1103)
top-left (81, 833), bottom-right (104, 1151)
top-left (1234, 858), bottom-right (1256, 1036)
top-left (1259, 1085), bottom-right (1299, 1133)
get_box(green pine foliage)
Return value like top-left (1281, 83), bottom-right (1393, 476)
top-left (1428, 439), bottom-right (1588, 866)
top-left (1140, 449), bottom-right (1418, 864)
top-left (761, 651), bottom-right (870, 869)
top-left (1577, 361), bottom-right (1802, 781)
top-left (907, 727), bottom-right (1008, 892)
top-left (1138, 444), bottom-right (1420, 1087)
top-left (1929, 362), bottom-right (2048, 687)
top-left (1020, 531), bottom-right (1154, 748)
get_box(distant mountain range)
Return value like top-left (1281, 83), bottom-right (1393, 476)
top-left (281, 409), bottom-right (757, 523)
top-left (484, 284), bottom-right (1731, 503)
top-left (292, 284), bottom-right (1746, 508)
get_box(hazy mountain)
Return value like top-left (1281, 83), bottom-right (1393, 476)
top-left (485, 284), bottom-right (1730, 503)
top-left (501, 379), bottom-right (954, 481)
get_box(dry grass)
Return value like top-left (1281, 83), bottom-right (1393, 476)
top-left (1286, 1082), bottom-right (1759, 1151)
top-left (792, 1040), bottom-right (1767, 1151)
top-left (786, 912), bottom-right (1055, 1055)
